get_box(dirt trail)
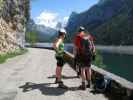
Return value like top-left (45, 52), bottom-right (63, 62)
top-left (0, 48), bottom-right (107, 100)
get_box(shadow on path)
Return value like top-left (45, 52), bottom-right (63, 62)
top-left (47, 75), bottom-right (78, 79)
top-left (19, 82), bottom-right (68, 96)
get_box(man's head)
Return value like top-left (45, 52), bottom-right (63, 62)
top-left (78, 26), bottom-right (85, 32)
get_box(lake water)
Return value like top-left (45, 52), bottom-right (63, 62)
top-left (64, 44), bottom-right (133, 82)
top-left (100, 52), bottom-right (133, 82)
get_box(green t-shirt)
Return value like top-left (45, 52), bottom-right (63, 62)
top-left (55, 41), bottom-right (64, 57)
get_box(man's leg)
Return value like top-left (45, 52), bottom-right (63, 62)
top-left (85, 67), bottom-right (92, 88)
top-left (81, 68), bottom-right (86, 82)
top-left (78, 67), bottom-right (86, 90)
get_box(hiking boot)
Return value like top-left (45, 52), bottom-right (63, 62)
top-left (78, 82), bottom-right (86, 90)
top-left (86, 83), bottom-right (90, 88)
top-left (58, 81), bottom-right (68, 89)
top-left (77, 72), bottom-right (81, 78)
top-left (55, 78), bottom-right (58, 83)
top-left (86, 80), bottom-right (92, 88)
top-left (55, 78), bottom-right (62, 84)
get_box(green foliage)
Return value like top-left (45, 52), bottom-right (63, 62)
top-left (0, 49), bottom-right (28, 64)
top-left (24, 0), bottom-right (30, 22)
top-left (25, 31), bottom-right (38, 45)
top-left (93, 12), bottom-right (133, 45)
top-left (92, 50), bottom-right (106, 68)
top-left (0, 0), bottom-right (4, 11)
top-left (0, 0), bottom-right (3, 7)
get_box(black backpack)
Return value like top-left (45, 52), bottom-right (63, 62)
top-left (80, 36), bottom-right (93, 57)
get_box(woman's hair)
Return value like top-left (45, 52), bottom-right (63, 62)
top-left (58, 32), bottom-right (65, 37)
top-left (58, 28), bottom-right (66, 38)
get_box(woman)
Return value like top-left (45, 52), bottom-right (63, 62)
top-left (53, 28), bottom-right (68, 89)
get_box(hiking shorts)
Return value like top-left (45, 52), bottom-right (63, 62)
top-left (56, 56), bottom-right (65, 67)
top-left (77, 54), bottom-right (92, 68)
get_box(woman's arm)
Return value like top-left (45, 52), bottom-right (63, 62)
top-left (53, 38), bottom-right (61, 49)
top-left (56, 39), bottom-right (62, 48)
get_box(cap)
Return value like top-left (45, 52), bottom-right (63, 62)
top-left (59, 28), bottom-right (67, 34)
top-left (78, 26), bottom-right (85, 32)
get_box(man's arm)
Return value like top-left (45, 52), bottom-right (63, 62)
top-left (92, 41), bottom-right (96, 54)
top-left (73, 36), bottom-right (78, 56)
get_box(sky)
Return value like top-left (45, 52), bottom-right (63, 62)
top-left (31, 0), bottom-right (99, 28)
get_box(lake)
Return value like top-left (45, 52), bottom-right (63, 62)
top-left (100, 51), bottom-right (133, 82)
top-left (65, 44), bottom-right (133, 82)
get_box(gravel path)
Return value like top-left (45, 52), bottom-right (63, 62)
top-left (0, 48), bottom-right (107, 100)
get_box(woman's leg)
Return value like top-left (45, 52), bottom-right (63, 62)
top-left (56, 66), bottom-right (62, 82)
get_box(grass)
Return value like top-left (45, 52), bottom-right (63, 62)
top-left (92, 50), bottom-right (106, 68)
top-left (0, 48), bottom-right (28, 64)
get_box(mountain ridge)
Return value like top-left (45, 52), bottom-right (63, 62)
top-left (66, 0), bottom-right (133, 45)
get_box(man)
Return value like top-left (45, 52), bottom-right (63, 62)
top-left (73, 27), bottom-right (85, 77)
top-left (53, 28), bottom-right (68, 89)
top-left (74, 26), bottom-right (95, 90)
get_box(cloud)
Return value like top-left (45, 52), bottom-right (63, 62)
top-left (35, 11), bottom-right (59, 28)
top-left (63, 16), bottom-right (69, 22)
top-left (35, 10), bottom-right (69, 29)
top-left (62, 16), bottom-right (69, 27)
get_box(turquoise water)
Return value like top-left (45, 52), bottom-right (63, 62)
top-left (65, 45), bottom-right (133, 82)
top-left (100, 52), bottom-right (133, 82)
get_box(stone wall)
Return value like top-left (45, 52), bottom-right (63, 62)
top-left (0, 0), bottom-right (30, 54)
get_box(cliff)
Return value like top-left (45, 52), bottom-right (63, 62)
top-left (0, 0), bottom-right (30, 54)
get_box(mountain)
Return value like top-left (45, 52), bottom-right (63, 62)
top-left (26, 19), bottom-right (57, 42)
top-left (67, 0), bottom-right (124, 34)
top-left (93, 4), bottom-right (133, 45)
top-left (66, 0), bottom-right (133, 45)
top-left (93, 0), bottom-right (133, 45)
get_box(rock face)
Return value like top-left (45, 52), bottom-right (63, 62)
top-left (0, 0), bottom-right (29, 54)
top-left (66, 0), bottom-right (125, 34)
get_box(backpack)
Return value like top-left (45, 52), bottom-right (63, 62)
top-left (94, 76), bottom-right (112, 93)
top-left (80, 35), bottom-right (93, 58)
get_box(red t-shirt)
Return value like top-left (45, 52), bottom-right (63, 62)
top-left (74, 33), bottom-right (95, 52)
top-left (74, 33), bottom-right (84, 49)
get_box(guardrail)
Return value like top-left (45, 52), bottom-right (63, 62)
top-left (64, 51), bottom-right (133, 100)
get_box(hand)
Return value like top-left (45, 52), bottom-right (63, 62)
top-left (93, 51), bottom-right (96, 55)
top-left (92, 54), bottom-right (96, 61)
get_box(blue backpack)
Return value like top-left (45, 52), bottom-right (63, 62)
top-left (94, 75), bottom-right (112, 93)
